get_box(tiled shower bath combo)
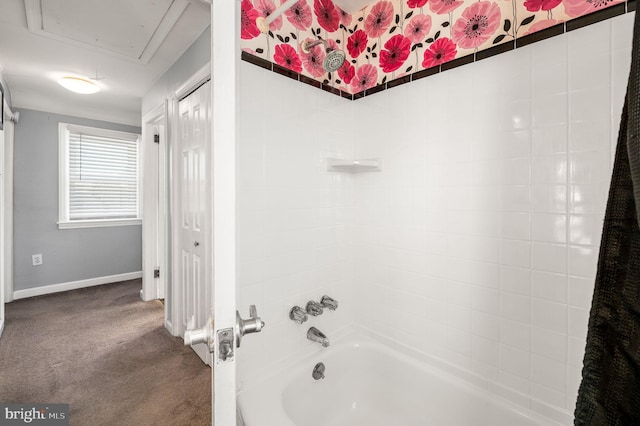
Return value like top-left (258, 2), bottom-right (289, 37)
top-left (235, 0), bottom-right (633, 423)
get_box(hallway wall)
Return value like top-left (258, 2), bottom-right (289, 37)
top-left (13, 109), bottom-right (142, 293)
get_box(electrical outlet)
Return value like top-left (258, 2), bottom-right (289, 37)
top-left (32, 254), bottom-right (43, 266)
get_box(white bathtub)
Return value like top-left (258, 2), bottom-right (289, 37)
top-left (238, 332), bottom-right (559, 426)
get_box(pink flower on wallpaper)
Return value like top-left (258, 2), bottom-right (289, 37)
top-left (428, 0), bottom-right (463, 15)
top-left (523, 18), bottom-right (562, 35)
top-left (563, 0), bottom-right (622, 18)
top-left (351, 64), bottom-right (379, 92)
top-left (422, 37), bottom-right (457, 67)
top-left (407, 0), bottom-right (428, 8)
top-left (284, 0), bottom-right (313, 31)
top-left (451, 1), bottom-right (501, 49)
top-left (339, 7), bottom-right (352, 26)
top-left (347, 29), bottom-right (368, 58)
top-left (274, 44), bottom-right (303, 73)
top-left (379, 34), bottom-right (411, 72)
top-left (364, 1), bottom-right (394, 38)
top-left (404, 14), bottom-right (432, 44)
top-left (338, 61), bottom-right (355, 84)
top-left (314, 0), bottom-right (340, 32)
top-left (241, 0), bottom-right (261, 40)
top-left (523, 0), bottom-right (561, 12)
top-left (299, 39), bottom-right (326, 77)
top-left (255, 0), bottom-right (283, 30)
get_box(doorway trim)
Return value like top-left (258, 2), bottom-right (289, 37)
top-left (1, 100), bottom-right (16, 338)
top-left (141, 104), bottom-right (168, 314)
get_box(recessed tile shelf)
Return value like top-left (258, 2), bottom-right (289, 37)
top-left (327, 158), bottom-right (381, 173)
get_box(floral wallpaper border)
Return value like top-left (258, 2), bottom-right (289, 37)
top-left (241, 0), bottom-right (633, 99)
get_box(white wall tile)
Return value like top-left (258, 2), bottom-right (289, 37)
top-left (569, 306), bottom-right (590, 340)
top-left (237, 12), bottom-right (631, 420)
top-left (531, 382), bottom-right (567, 409)
top-left (500, 344), bottom-right (531, 379)
top-left (532, 124), bottom-right (568, 156)
top-left (531, 213), bottom-right (567, 243)
top-left (472, 309), bottom-right (500, 341)
top-left (532, 326), bottom-right (567, 363)
top-left (533, 299), bottom-right (568, 334)
top-left (532, 242), bottom-right (567, 274)
top-left (568, 245), bottom-right (599, 278)
top-left (568, 276), bottom-right (594, 309)
top-left (532, 354), bottom-right (567, 392)
top-left (532, 270), bottom-right (567, 304)
top-left (500, 318), bottom-right (531, 351)
top-left (501, 212), bottom-right (531, 240)
top-left (501, 266), bottom-right (531, 296)
top-left (473, 335), bottom-right (500, 367)
top-left (501, 292), bottom-right (532, 324)
top-left (568, 336), bottom-right (586, 368)
top-left (531, 184), bottom-right (567, 213)
top-left (500, 239), bottom-right (532, 268)
top-left (499, 370), bottom-right (531, 397)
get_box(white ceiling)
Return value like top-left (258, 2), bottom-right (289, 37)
top-left (0, 0), bottom-right (211, 126)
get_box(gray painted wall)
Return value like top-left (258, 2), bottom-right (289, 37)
top-left (13, 108), bottom-right (142, 291)
top-left (142, 26), bottom-right (210, 115)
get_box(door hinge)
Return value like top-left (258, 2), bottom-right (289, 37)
top-left (154, 134), bottom-right (160, 143)
top-left (154, 268), bottom-right (160, 279)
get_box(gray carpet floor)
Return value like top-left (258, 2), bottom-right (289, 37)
top-left (0, 279), bottom-right (211, 426)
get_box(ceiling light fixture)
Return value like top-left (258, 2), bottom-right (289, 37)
top-left (57, 76), bottom-right (101, 94)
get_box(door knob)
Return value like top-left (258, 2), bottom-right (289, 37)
top-left (194, 241), bottom-right (200, 247)
top-left (235, 305), bottom-right (265, 348)
top-left (184, 317), bottom-right (215, 353)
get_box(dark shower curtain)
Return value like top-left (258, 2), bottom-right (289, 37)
top-left (573, 8), bottom-right (640, 426)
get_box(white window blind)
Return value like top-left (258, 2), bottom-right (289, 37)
top-left (59, 123), bottom-right (141, 228)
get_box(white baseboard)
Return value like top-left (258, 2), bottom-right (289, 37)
top-left (12, 271), bottom-right (143, 300)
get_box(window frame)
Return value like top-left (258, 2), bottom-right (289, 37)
top-left (58, 123), bottom-right (142, 230)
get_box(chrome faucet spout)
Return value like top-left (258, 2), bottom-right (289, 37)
top-left (307, 327), bottom-right (330, 347)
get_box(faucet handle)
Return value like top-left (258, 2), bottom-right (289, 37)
top-left (289, 306), bottom-right (308, 324)
top-left (320, 295), bottom-right (338, 311)
top-left (306, 300), bottom-right (324, 316)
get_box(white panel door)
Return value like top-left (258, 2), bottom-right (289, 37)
top-left (177, 81), bottom-right (211, 365)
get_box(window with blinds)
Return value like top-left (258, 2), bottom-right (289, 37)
top-left (58, 123), bottom-right (141, 229)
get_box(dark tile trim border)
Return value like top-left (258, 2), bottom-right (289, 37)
top-left (441, 54), bottom-right (475, 71)
top-left (515, 23), bottom-right (565, 48)
top-left (412, 65), bottom-right (440, 81)
top-left (476, 40), bottom-right (515, 60)
top-left (566, 2), bottom-right (626, 31)
top-left (321, 84), bottom-right (341, 96)
top-left (300, 75), bottom-right (321, 89)
top-left (272, 63), bottom-right (299, 80)
top-left (340, 90), bottom-right (354, 100)
top-left (241, 51), bottom-right (271, 70)
top-left (241, 1), bottom-right (633, 101)
top-left (387, 75), bottom-right (411, 89)
top-left (365, 83), bottom-right (386, 96)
